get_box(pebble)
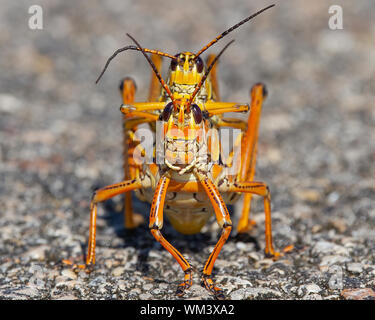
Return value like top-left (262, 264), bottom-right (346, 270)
top-left (305, 284), bottom-right (321, 294)
top-left (151, 288), bottom-right (161, 295)
top-left (57, 294), bottom-right (78, 300)
top-left (294, 189), bottom-right (321, 203)
top-left (22, 245), bottom-right (49, 261)
top-left (235, 242), bottom-right (247, 250)
top-left (55, 275), bottom-right (70, 284)
top-left (230, 287), bottom-right (282, 300)
top-left (185, 285), bottom-right (212, 300)
top-left (311, 225), bottom-right (322, 234)
top-left (0, 262), bottom-right (12, 273)
top-left (139, 293), bottom-right (152, 300)
top-left (104, 260), bottom-right (113, 269)
top-left (312, 241), bottom-right (349, 256)
top-left (219, 275), bottom-right (252, 287)
top-left (0, 94), bottom-right (22, 113)
top-left (13, 287), bottom-right (40, 298)
top-left (312, 241), bottom-right (334, 254)
top-left (112, 267), bottom-right (125, 277)
top-left (319, 255), bottom-right (350, 267)
top-left (143, 283), bottom-right (153, 291)
top-left (88, 276), bottom-right (106, 287)
top-left (327, 192), bottom-right (340, 205)
top-left (303, 294), bottom-right (322, 300)
top-left (129, 288), bottom-right (141, 295)
top-left (55, 280), bottom-right (77, 290)
top-left (297, 286), bottom-right (304, 297)
top-left (97, 285), bottom-right (108, 295)
top-left (346, 263), bottom-right (363, 274)
top-left (341, 288), bottom-right (375, 300)
top-left (254, 258), bottom-right (274, 269)
top-left (248, 252), bottom-right (261, 262)
top-left (329, 219), bottom-right (347, 233)
top-left (158, 283), bottom-right (169, 290)
top-left (61, 269), bottom-right (78, 280)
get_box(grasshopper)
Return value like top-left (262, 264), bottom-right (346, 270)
top-left (71, 4), bottom-right (289, 299)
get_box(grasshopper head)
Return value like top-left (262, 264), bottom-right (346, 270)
top-left (169, 52), bottom-right (205, 85)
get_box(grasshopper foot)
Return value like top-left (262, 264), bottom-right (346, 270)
top-left (62, 259), bottom-right (94, 274)
top-left (176, 269), bottom-right (193, 297)
top-left (201, 275), bottom-right (226, 300)
top-left (264, 249), bottom-right (282, 260)
top-left (265, 244), bottom-right (294, 260)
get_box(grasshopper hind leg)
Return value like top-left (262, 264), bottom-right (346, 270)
top-left (149, 176), bottom-right (194, 297)
top-left (120, 54), bottom-right (163, 229)
top-left (236, 83), bottom-right (268, 234)
top-left (120, 77), bottom-right (145, 229)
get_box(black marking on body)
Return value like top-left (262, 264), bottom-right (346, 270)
top-left (103, 179), bottom-right (136, 190)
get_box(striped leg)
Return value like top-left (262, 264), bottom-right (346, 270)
top-left (222, 181), bottom-right (280, 258)
top-left (88, 180), bottom-right (146, 264)
top-left (120, 77), bottom-right (145, 229)
top-left (149, 176), bottom-right (193, 296)
top-left (63, 179), bottom-right (145, 271)
top-left (200, 178), bottom-right (232, 300)
top-left (237, 83), bottom-right (267, 233)
top-left (121, 55), bottom-right (163, 228)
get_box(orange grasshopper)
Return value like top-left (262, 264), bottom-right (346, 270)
top-left (71, 4), bottom-right (290, 299)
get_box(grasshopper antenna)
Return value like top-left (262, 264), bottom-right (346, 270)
top-left (95, 45), bottom-right (177, 84)
top-left (188, 39), bottom-right (235, 107)
top-left (126, 33), bottom-right (177, 108)
top-left (194, 4), bottom-right (275, 59)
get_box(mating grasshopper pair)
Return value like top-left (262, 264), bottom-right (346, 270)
top-left (73, 4), bottom-right (287, 299)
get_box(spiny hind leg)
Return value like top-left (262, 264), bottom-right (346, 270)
top-left (237, 194), bottom-right (257, 233)
top-left (220, 180), bottom-right (280, 259)
top-left (149, 176), bottom-right (193, 297)
top-left (208, 84), bottom-right (266, 233)
top-left (200, 178), bottom-right (232, 300)
top-left (237, 83), bottom-right (268, 233)
top-left (120, 77), bottom-right (144, 229)
top-left (120, 54), bottom-right (163, 229)
top-left (63, 179), bottom-right (144, 271)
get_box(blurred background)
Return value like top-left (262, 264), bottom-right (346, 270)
top-left (0, 0), bottom-right (374, 300)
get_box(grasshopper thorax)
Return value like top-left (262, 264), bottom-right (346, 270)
top-left (160, 98), bottom-right (206, 174)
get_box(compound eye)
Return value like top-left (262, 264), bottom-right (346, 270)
top-left (170, 54), bottom-right (179, 71)
top-left (191, 104), bottom-right (203, 124)
top-left (195, 56), bottom-right (204, 73)
top-left (161, 102), bottom-right (174, 122)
